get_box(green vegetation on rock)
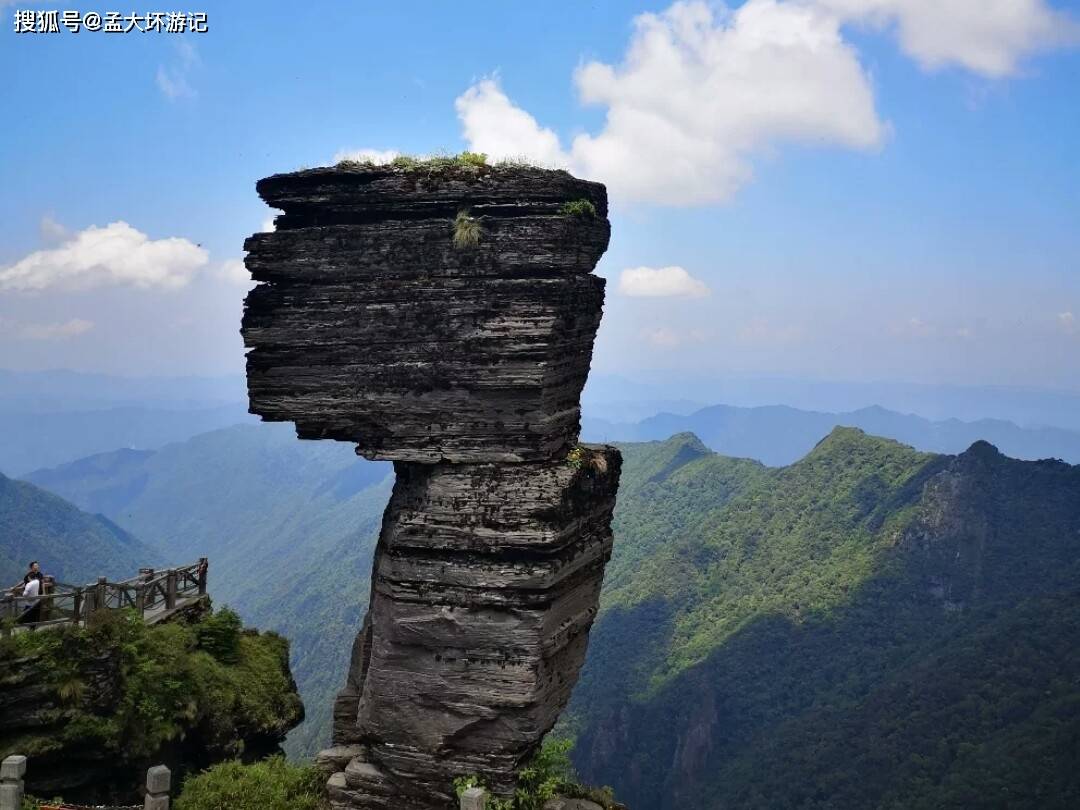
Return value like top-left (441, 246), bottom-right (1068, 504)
top-left (176, 756), bottom-right (328, 810)
top-left (559, 199), bottom-right (598, 218)
top-left (0, 607), bottom-right (303, 801)
top-left (454, 738), bottom-right (621, 810)
top-left (335, 151), bottom-right (489, 172)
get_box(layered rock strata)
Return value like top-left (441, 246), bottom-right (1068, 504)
top-left (241, 163), bottom-right (620, 809)
top-left (244, 166), bottom-right (610, 463)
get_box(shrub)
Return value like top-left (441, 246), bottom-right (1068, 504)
top-left (559, 199), bottom-right (597, 218)
top-left (0, 608), bottom-right (302, 766)
top-left (566, 446), bottom-right (586, 469)
top-left (175, 757), bottom-right (328, 810)
top-left (457, 151), bottom-right (488, 168)
top-left (195, 607), bottom-right (242, 664)
top-left (453, 209), bottom-right (482, 249)
top-left (335, 157), bottom-right (376, 169)
top-left (454, 738), bottom-right (577, 810)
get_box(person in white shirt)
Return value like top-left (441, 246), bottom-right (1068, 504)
top-left (19, 568), bottom-right (44, 625)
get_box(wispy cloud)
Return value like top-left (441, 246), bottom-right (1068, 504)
top-left (737, 317), bottom-right (805, 346)
top-left (618, 266), bottom-right (710, 298)
top-left (157, 40), bottom-right (199, 100)
top-left (640, 326), bottom-right (708, 349)
top-left (38, 214), bottom-right (69, 245)
top-left (0, 316), bottom-right (94, 341)
top-left (890, 316), bottom-right (976, 340)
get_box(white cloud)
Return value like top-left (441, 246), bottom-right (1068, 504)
top-left (818, 0), bottom-right (1080, 77)
top-left (458, 1), bottom-right (885, 205)
top-left (261, 217), bottom-right (276, 233)
top-left (641, 326), bottom-right (708, 348)
top-left (455, 80), bottom-right (571, 169)
top-left (332, 148), bottom-right (401, 165)
top-left (0, 221), bottom-right (208, 293)
top-left (39, 215), bottom-right (69, 245)
top-left (157, 67), bottom-right (195, 100)
top-left (455, 0), bottom-right (1078, 206)
top-left (157, 40), bottom-right (199, 100)
top-left (618, 265), bottom-right (711, 298)
top-left (218, 258), bottom-right (253, 287)
top-left (0, 317), bottom-right (94, 341)
top-left (1059, 311), bottom-right (1077, 335)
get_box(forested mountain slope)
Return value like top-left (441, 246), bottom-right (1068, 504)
top-left (568, 429), bottom-right (1080, 809)
top-left (26, 422), bottom-right (1080, 810)
top-left (0, 471), bottom-right (158, 586)
top-left (26, 423), bottom-right (392, 754)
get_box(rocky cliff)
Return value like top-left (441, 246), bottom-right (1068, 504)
top-left (241, 160), bottom-right (621, 809)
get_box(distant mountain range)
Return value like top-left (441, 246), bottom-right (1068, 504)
top-left (0, 404), bottom-right (256, 477)
top-left (0, 470), bottom-right (158, 586)
top-left (0, 369), bottom-right (255, 476)
top-left (583, 402), bottom-right (1080, 466)
top-left (583, 373), bottom-right (1080, 432)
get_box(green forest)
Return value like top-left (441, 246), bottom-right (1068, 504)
top-left (566, 429), bottom-right (1080, 809)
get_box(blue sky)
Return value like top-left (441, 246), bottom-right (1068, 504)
top-left (1, 0), bottom-right (1078, 391)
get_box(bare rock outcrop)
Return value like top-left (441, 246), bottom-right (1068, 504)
top-left (241, 161), bottom-right (620, 809)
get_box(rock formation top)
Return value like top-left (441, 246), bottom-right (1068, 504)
top-left (256, 164), bottom-right (608, 227)
top-left (242, 162), bottom-right (611, 464)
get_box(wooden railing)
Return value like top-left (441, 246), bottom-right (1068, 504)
top-left (0, 558), bottom-right (208, 636)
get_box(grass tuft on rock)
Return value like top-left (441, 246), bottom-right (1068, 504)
top-left (453, 209), bottom-right (482, 249)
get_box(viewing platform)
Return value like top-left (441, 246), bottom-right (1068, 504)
top-left (1, 558), bottom-right (209, 635)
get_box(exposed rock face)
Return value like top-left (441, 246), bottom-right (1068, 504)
top-left (241, 163), bottom-right (621, 809)
top-left (244, 166), bottom-right (609, 463)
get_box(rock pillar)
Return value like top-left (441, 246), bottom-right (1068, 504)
top-left (242, 161), bottom-right (620, 809)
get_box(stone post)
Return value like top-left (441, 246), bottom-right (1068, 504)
top-left (95, 576), bottom-right (108, 613)
top-left (460, 787), bottom-right (487, 810)
top-left (0, 755), bottom-right (26, 810)
top-left (144, 764), bottom-right (171, 810)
